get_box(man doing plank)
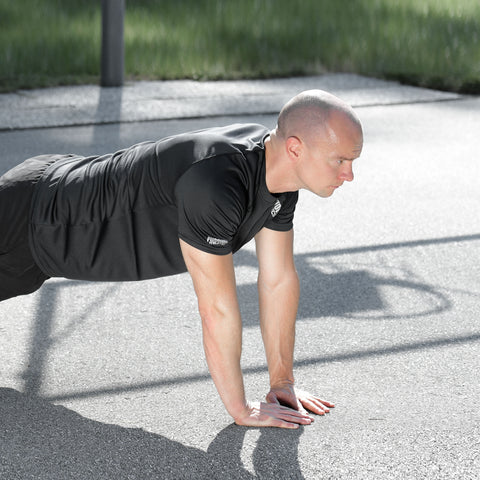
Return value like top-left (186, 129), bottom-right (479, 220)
top-left (0, 90), bottom-right (363, 428)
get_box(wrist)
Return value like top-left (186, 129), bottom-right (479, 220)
top-left (267, 359), bottom-right (295, 388)
top-left (270, 376), bottom-right (295, 390)
top-left (224, 397), bottom-right (250, 420)
top-left (230, 401), bottom-right (252, 424)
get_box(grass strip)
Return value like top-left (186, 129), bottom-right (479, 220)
top-left (1, 0), bottom-right (479, 92)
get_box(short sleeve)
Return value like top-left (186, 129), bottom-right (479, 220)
top-left (263, 191), bottom-right (299, 232)
top-left (175, 159), bottom-right (248, 255)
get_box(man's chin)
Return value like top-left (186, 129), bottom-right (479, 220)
top-left (317, 189), bottom-right (335, 198)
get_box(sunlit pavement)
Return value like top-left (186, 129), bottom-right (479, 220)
top-left (1, 76), bottom-right (479, 479)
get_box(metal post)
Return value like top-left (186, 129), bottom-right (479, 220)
top-left (101, 0), bottom-right (125, 87)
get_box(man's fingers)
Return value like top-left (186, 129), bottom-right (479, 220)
top-left (300, 397), bottom-right (328, 415)
top-left (314, 397), bottom-right (335, 408)
top-left (235, 401), bottom-right (313, 429)
top-left (276, 408), bottom-right (312, 424)
top-left (267, 418), bottom-right (300, 429)
top-left (262, 389), bottom-right (335, 425)
top-left (299, 395), bottom-right (335, 415)
top-left (268, 387), bottom-right (335, 416)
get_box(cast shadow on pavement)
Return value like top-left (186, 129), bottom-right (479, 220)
top-left (234, 235), bottom-right (459, 325)
top-left (236, 265), bottom-right (451, 325)
top-left (21, 233), bottom-right (475, 402)
top-left (0, 388), bottom-right (305, 480)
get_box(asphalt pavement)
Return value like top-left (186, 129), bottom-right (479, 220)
top-left (0, 74), bottom-right (479, 479)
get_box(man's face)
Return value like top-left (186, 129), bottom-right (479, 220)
top-left (297, 112), bottom-right (363, 197)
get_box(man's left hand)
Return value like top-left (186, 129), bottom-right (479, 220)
top-left (266, 384), bottom-right (335, 418)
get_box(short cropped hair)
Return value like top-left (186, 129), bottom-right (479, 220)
top-left (277, 90), bottom-right (360, 141)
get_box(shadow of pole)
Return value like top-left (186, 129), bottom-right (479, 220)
top-left (43, 330), bottom-right (480, 403)
top-left (22, 284), bottom-right (56, 396)
top-left (92, 86), bottom-right (123, 145)
top-left (22, 281), bottom-right (120, 397)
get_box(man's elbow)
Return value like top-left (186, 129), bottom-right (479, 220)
top-left (257, 268), bottom-right (299, 294)
top-left (198, 300), bottom-right (220, 324)
top-left (197, 297), bottom-right (234, 328)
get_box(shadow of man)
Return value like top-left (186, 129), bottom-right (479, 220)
top-left (0, 388), bottom-right (305, 479)
top-left (208, 423), bottom-right (305, 479)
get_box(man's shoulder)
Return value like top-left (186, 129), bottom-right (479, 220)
top-left (183, 123), bottom-right (269, 142)
top-left (203, 123), bottom-right (270, 154)
top-left (155, 123), bottom-right (269, 158)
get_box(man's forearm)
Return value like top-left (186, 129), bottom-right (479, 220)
top-left (258, 269), bottom-right (300, 387)
top-left (201, 304), bottom-right (248, 419)
top-left (179, 240), bottom-right (249, 420)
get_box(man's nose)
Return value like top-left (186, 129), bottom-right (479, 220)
top-left (340, 163), bottom-right (354, 182)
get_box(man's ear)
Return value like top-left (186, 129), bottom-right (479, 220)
top-left (285, 136), bottom-right (302, 162)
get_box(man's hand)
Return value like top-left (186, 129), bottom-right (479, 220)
top-left (266, 383), bottom-right (335, 417)
top-left (234, 401), bottom-right (314, 429)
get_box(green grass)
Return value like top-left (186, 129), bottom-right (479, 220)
top-left (1, 0), bottom-right (479, 92)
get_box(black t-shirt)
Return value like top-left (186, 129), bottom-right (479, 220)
top-left (29, 124), bottom-right (298, 281)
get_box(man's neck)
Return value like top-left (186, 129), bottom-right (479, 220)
top-left (264, 132), bottom-right (299, 194)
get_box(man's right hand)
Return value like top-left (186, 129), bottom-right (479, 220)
top-left (234, 401), bottom-right (314, 429)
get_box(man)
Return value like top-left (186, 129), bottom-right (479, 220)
top-left (0, 89), bottom-right (363, 429)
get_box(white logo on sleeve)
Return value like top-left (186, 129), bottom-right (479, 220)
top-left (271, 199), bottom-right (282, 218)
top-left (207, 236), bottom-right (228, 247)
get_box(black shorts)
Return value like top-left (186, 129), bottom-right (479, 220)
top-left (0, 156), bottom-right (54, 302)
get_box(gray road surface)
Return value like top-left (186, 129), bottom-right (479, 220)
top-left (0, 76), bottom-right (479, 479)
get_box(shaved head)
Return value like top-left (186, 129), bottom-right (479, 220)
top-left (277, 89), bottom-right (362, 144)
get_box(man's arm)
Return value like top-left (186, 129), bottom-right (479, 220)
top-left (179, 239), bottom-right (313, 428)
top-left (255, 227), bottom-right (334, 415)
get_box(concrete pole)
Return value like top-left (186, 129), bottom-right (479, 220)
top-left (101, 0), bottom-right (125, 87)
